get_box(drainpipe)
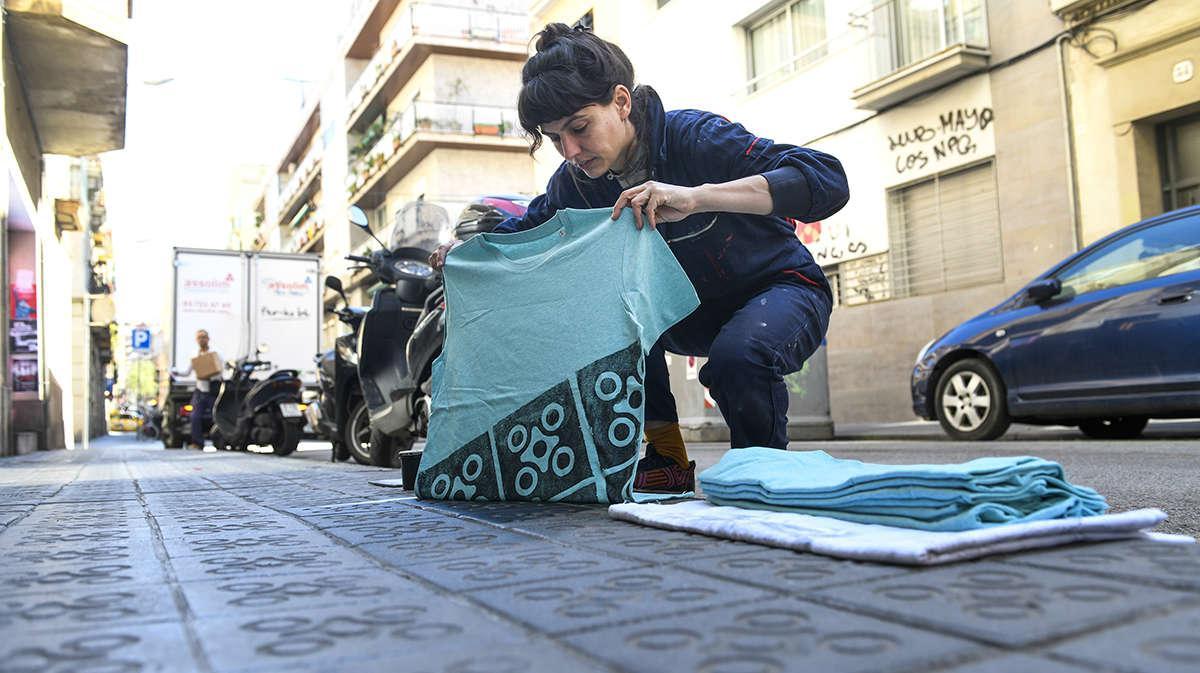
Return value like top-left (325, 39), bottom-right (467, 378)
top-left (1056, 31), bottom-right (1084, 252)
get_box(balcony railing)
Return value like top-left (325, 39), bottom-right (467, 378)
top-left (278, 145), bottom-right (323, 218)
top-left (346, 100), bottom-right (521, 196)
top-left (857, 0), bottom-right (988, 82)
top-left (345, 2), bottom-right (527, 117)
top-left (286, 212), bottom-right (325, 253)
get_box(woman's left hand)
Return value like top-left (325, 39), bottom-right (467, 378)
top-left (611, 182), bottom-right (701, 230)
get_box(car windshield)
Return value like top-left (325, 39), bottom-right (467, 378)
top-left (1054, 216), bottom-right (1200, 296)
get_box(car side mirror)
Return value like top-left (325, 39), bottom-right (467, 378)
top-left (1026, 278), bottom-right (1062, 303)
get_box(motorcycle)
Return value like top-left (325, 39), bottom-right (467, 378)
top-left (309, 276), bottom-right (370, 464)
top-left (210, 348), bottom-right (305, 455)
top-left (350, 195), bottom-right (530, 468)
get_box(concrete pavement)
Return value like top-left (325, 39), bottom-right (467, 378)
top-left (2, 435), bottom-right (1199, 673)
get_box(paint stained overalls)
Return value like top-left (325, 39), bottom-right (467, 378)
top-left (494, 89), bottom-right (849, 448)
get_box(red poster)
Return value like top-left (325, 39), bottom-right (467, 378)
top-left (10, 284), bottom-right (37, 320)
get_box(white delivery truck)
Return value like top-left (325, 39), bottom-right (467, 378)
top-left (162, 248), bottom-right (321, 448)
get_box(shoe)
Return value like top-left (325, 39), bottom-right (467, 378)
top-left (633, 443), bottom-right (695, 494)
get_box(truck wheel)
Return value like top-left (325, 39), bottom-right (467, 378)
top-left (934, 359), bottom-right (1011, 441)
top-left (344, 400), bottom-right (373, 465)
top-left (273, 414), bottom-right (301, 456)
top-left (369, 429), bottom-right (413, 468)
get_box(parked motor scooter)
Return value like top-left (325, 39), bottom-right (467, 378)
top-left (210, 347), bottom-right (305, 455)
top-left (346, 201), bottom-right (447, 467)
top-left (308, 276), bottom-right (370, 464)
top-left (350, 195), bottom-right (530, 468)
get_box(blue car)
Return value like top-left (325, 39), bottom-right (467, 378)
top-left (912, 205), bottom-right (1200, 440)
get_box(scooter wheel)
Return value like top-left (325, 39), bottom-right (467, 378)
top-left (369, 429), bottom-right (413, 468)
top-left (273, 417), bottom-right (301, 456)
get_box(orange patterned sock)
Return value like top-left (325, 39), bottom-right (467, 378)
top-left (644, 422), bottom-right (689, 467)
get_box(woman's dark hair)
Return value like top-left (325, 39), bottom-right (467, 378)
top-left (518, 23), bottom-right (655, 156)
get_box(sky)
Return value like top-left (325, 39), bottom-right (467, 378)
top-left (105, 0), bottom-right (351, 327)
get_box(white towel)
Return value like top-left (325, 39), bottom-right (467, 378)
top-left (608, 500), bottom-right (1193, 566)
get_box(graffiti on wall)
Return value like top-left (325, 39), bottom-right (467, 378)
top-left (792, 218), bottom-right (871, 265)
top-left (889, 107), bottom-right (994, 176)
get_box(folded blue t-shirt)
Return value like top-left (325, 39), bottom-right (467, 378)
top-left (699, 449), bottom-right (1107, 531)
top-left (416, 208), bottom-right (699, 503)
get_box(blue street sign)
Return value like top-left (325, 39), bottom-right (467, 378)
top-left (131, 328), bottom-right (152, 352)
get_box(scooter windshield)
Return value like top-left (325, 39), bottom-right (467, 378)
top-left (390, 200), bottom-right (452, 252)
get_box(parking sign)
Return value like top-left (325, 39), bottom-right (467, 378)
top-left (132, 328), bottom-right (152, 352)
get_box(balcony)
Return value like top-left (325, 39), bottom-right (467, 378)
top-left (278, 145), bottom-right (323, 226)
top-left (4, 0), bottom-right (129, 154)
top-left (345, 2), bottom-right (527, 134)
top-left (285, 210), bottom-right (325, 254)
top-left (850, 0), bottom-right (989, 111)
top-left (347, 100), bottom-right (525, 209)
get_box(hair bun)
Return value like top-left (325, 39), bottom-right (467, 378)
top-left (534, 22), bottom-right (575, 52)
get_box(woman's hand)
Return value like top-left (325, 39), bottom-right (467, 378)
top-left (429, 239), bottom-right (462, 270)
top-left (611, 182), bottom-right (701, 230)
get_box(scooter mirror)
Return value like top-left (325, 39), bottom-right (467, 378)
top-left (324, 275), bottom-right (344, 293)
top-left (349, 206), bottom-right (370, 230)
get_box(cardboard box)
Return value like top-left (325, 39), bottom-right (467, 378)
top-left (191, 351), bottom-right (222, 380)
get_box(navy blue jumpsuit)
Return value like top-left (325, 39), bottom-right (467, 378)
top-left (494, 89), bottom-right (849, 448)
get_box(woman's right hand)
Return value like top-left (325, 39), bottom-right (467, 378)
top-left (429, 239), bottom-right (462, 270)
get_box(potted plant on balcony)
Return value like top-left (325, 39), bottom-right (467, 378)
top-left (416, 117), bottom-right (434, 132)
top-left (473, 120), bottom-right (501, 136)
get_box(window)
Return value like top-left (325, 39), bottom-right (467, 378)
top-left (888, 161), bottom-right (1003, 298)
top-left (1159, 113), bottom-right (1200, 211)
top-left (864, 0), bottom-right (988, 81)
top-left (1054, 216), bottom-right (1200, 298)
top-left (747, 0), bottom-right (827, 92)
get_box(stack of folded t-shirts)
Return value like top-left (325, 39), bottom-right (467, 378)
top-left (698, 448), bottom-right (1108, 532)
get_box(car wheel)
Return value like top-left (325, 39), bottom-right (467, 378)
top-left (1079, 416), bottom-right (1148, 440)
top-left (934, 359), bottom-right (1011, 441)
top-left (344, 400), bottom-right (373, 465)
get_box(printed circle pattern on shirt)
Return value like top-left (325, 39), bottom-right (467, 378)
top-left (415, 208), bottom-right (698, 503)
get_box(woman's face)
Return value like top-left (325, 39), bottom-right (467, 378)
top-left (541, 85), bottom-right (635, 179)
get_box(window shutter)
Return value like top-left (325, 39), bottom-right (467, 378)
top-left (888, 162), bottom-right (1003, 298)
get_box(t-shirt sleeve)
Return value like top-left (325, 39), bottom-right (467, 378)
top-left (621, 217), bottom-right (700, 353)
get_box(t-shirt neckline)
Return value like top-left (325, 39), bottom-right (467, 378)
top-left (474, 209), bottom-right (585, 271)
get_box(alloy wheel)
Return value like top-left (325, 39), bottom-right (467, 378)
top-left (940, 370), bottom-right (992, 433)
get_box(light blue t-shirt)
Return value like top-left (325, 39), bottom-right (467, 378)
top-left (416, 208), bottom-right (699, 503)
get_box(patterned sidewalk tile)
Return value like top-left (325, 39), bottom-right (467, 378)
top-left (1000, 538), bottom-right (1200, 592)
top-left (473, 567), bottom-right (777, 635)
top-left (566, 596), bottom-right (984, 673)
top-left (1052, 604), bottom-right (1200, 673)
top-left (812, 561), bottom-right (1195, 647)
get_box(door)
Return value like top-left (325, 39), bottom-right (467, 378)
top-left (1008, 214), bottom-right (1200, 405)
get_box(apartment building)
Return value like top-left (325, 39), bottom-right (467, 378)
top-left (244, 0), bottom-right (541, 344)
top-left (1, 1), bottom-right (128, 452)
top-left (1057, 0), bottom-right (1200, 239)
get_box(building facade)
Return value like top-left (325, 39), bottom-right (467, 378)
top-left (239, 0), bottom-right (541, 346)
top-left (1, 1), bottom-right (128, 453)
top-left (522, 0), bottom-right (1189, 426)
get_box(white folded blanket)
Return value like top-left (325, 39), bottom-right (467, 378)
top-left (608, 500), bottom-right (1193, 566)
